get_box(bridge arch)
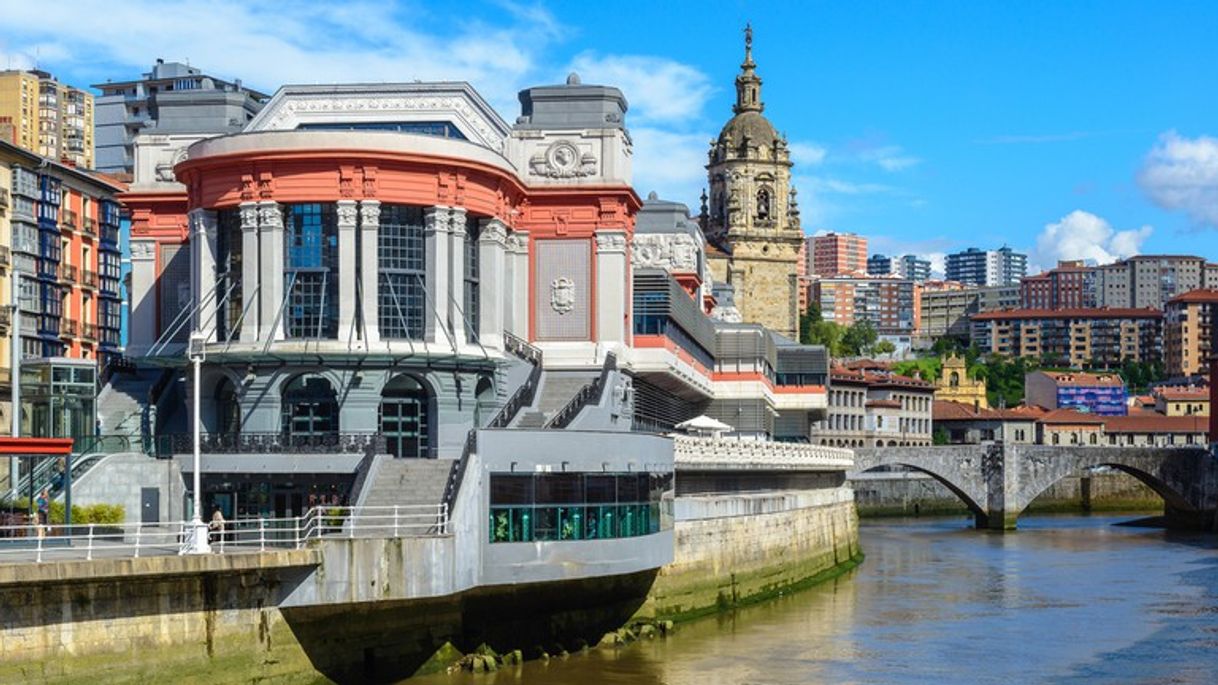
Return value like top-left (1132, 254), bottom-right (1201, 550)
top-left (852, 447), bottom-right (993, 528)
top-left (1017, 462), bottom-right (1192, 520)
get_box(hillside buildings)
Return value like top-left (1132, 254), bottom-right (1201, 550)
top-left (93, 59), bottom-right (268, 177)
top-left (1019, 260), bottom-right (1098, 309)
top-left (1025, 371), bottom-right (1128, 416)
top-left (1097, 255), bottom-right (1213, 310)
top-left (814, 367), bottom-right (934, 447)
top-left (916, 282), bottom-right (1018, 343)
top-left (1164, 289), bottom-right (1218, 377)
top-left (868, 253), bottom-right (930, 282)
top-left (0, 70), bottom-right (94, 168)
top-left (933, 353), bottom-right (988, 409)
top-left (970, 307), bottom-right (1162, 367)
top-left (703, 29), bottom-right (803, 339)
top-left (812, 276), bottom-right (920, 340)
top-left (945, 246), bottom-right (1027, 287)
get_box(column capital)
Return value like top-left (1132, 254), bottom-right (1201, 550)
top-left (424, 205), bottom-right (452, 236)
top-left (595, 229), bottom-right (629, 254)
top-left (188, 207), bottom-right (217, 237)
top-left (256, 200), bottom-right (282, 229)
top-left (131, 239), bottom-right (157, 262)
top-left (479, 218), bottom-right (509, 245)
top-left (359, 199), bottom-right (382, 226)
top-left (336, 199), bottom-right (359, 227)
top-left (506, 229), bottom-right (530, 254)
top-left (239, 201), bottom-right (260, 230)
top-left (449, 206), bottom-right (469, 238)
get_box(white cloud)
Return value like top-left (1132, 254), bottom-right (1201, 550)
top-left (788, 142), bottom-right (827, 167)
top-left (859, 145), bottom-right (921, 172)
top-left (1138, 131), bottom-right (1218, 228)
top-left (1033, 210), bottom-right (1152, 268)
top-left (631, 127), bottom-right (710, 208)
top-left (806, 177), bottom-right (893, 195)
top-left (565, 52), bottom-right (712, 125)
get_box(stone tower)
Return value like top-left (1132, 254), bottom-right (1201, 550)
top-left (703, 25), bottom-right (804, 340)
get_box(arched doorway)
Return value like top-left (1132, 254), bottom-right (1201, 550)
top-left (474, 376), bottom-right (495, 428)
top-left (215, 377), bottom-right (240, 435)
top-left (281, 374), bottom-right (339, 440)
top-left (381, 374), bottom-right (431, 458)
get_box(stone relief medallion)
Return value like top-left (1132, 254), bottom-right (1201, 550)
top-left (550, 277), bottom-right (576, 314)
top-left (548, 141), bottom-right (580, 175)
top-left (530, 140), bottom-right (598, 178)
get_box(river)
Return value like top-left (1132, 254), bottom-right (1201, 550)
top-left (410, 514), bottom-right (1218, 684)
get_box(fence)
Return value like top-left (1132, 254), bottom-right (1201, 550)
top-left (673, 434), bottom-right (856, 470)
top-left (0, 504), bottom-right (448, 564)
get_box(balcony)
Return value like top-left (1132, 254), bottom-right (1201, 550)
top-left (61, 209), bottom-right (79, 229)
top-left (59, 263), bottom-right (78, 283)
top-left (0, 308), bottom-right (9, 331)
top-left (0, 187), bottom-right (8, 208)
top-left (60, 318), bottom-right (79, 338)
top-left (82, 322), bottom-right (98, 341)
top-left (82, 269), bottom-right (99, 289)
top-left (82, 217), bottom-right (98, 237)
top-left (0, 246), bottom-right (9, 270)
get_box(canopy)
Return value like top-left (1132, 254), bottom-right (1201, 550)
top-left (674, 415), bottom-right (733, 434)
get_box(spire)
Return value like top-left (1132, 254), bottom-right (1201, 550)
top-left (733, 23), bottom-right (764, 114)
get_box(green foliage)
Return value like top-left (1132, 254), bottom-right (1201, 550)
top-left (873, 340), bottom-right (897, 356)
top-left (892, 357), bottom-right (942, 382)
top-left (798, 304), bottom-right (823, 345)
top-left (973, 354), bottom-right (1033, 408)
top-left (803, 318), bottom-right (887, 357)
top-left (841, 320), bottom-right (878, 356)
top-left (933, 427), bottom-right (950, 446)
top-left (1, 499), bottom-right (125, 525)
top-left (1117, 359), bottom-right (1166, 393)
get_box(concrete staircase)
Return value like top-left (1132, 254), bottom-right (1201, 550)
top-left (511, 371), bottom-right (597, 429)
top-left (359, 459), bottom-right (456, 509)
top-left (96, 370), bottom-right (158, 436)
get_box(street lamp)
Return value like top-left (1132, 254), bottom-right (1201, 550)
top-left (183, 330), bottom-right (210, 554)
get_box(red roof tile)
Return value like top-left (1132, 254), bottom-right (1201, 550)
top-left (1038, 409), bottom-right (1106, 425)
top-left (1103, 414), bottom-right (1209, 433)
top-left (1166, 289), bottom-right (1218, 305)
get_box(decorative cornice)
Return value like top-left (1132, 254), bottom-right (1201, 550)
top-left (595, 230), bottom-right (629, 254)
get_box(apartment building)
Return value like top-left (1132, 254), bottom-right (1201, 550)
top-left (1097, 255), bottom-right (1210, 310)
top-left (809, 232), bottom-right (867, 277)
top-left (813, 275), bottom-right (920, 336)
top-left (869, 253), bottom-right (931, 282)
top-left (917, 282), bottom-right (1019, 343)
top-left (970, 308), bottom-right (1162, 367)
top-left (0, 70), bottom-right (94, 168)
top-left (945, 246), bottom-right (1027, 287)
top-left (1164, 289), bottom-right (1217, 377)
top-left (1026, 370), bottom-right (1128, 416)
top-left (1019, 260), bottom-right (1098, 309)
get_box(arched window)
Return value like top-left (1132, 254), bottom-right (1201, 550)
top-left (950, 371), bottom-right (960, 387)
top-left (381, 374), bottom-right (431, 458)
top-left (281, 374), bottom-right (338, 439)
top-left (214, 377), bottom-right (240, 436)
top-left (756, 188), bottom-right (771, 220)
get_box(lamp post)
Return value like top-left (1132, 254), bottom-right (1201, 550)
top-left (8, 269), bottom-right (20, 501)
top-left (183, 331), bottom-right (210, 554)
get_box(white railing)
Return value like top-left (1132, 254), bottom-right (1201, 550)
top-left (673, 435), bottom-right (855, 470)
top-left (0, 504), bottom-right (449, 565)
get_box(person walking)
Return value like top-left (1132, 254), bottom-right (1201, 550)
top-left (35, 487), bottom-right (50, 539)
top-left (208, 506), bottom-right (226, 552)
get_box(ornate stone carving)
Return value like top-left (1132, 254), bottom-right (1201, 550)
top-left (257, 202), bottom-right (282, 228)
top-left (595, 231), bottom-right (628, 254)
top-left (529, 140), bottom-right (597, 178)
top-left (359, 200), bottom-right (381, 226)
top-left (260, 95), bottom-right (506, 149)
top-left (131, 241), bottom-right (156, 260)
top-left (632, 233), bottom-right (700, 272)
top-left (336, 201), bottom-right (359, 226)
top-left (479, 220), bottom-right (509, 245)
top-left (505, 231), bottom-right (529, 253)
top-left (239, 203), bottom-right (260, 229)
top-left (550, 277), bottom-right (576, 314)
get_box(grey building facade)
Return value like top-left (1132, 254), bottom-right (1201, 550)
top-left (945, 246), bottom-right (1027, 287)
top-left (92, 59), bottom-right (268, 176)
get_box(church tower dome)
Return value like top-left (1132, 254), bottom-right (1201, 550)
top-left (716, 24), bottom-right (781, 151)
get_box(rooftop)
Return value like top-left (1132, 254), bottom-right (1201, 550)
top-left (1034, 371), bottom-right (1125, 387)
top-left (973, 307), bottom-right (1162, 321)
top-left (1166, 289), bottom-right (1218, 305)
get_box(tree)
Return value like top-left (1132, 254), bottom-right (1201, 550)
top-left (798, 303), bottom-right (823, 345)
top-left (841, 320), bottom-right (878, 356)
top-left (872, 340), bottom-right (897, 356)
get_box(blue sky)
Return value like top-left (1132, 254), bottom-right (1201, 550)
top-left (4, 0), bottom-right (1217, 273)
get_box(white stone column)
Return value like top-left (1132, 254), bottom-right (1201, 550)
top-left (448, 207), bottom-right (468, 347)
top-left (595, 229), bottom-right (629, 345)
top-left (505, 230), bottom-right (530, 338)
top-left (238, 202), bottom-right (260, 343)
top-left (128, 240), bottom-right (158, 354)
top-left (359, 200), bottom-right (381, 345)
top-left (478, 218), bottom-right (508, 350)
top-left (336, 200), bottom-right (358, 340)
top-left (188, 208), bottom-right (218, 341)
top-left (258, 201), bottom-right (284, 341)
top-left (424, 206), bottom-right (451, 346)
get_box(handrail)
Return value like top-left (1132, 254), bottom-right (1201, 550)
top-left (0, 504), bottom-right (449, 564)
top-left (152, 432), bottom-right (387, 457)
top-left (441, 332), bottom-right (544, 511)
top-left (544, 352), bottom-right (618, 430)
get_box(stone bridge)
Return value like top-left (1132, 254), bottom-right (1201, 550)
top-left (852, 445), bottom-right (1218, 530)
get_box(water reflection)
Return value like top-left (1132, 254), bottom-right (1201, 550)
top-left (410, 515), bottom-right (1218, 684)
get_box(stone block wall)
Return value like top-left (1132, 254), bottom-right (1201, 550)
top-left (638, 487), bottom-right (860, 621)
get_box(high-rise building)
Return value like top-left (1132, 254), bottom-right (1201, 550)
top-left (1097, 255), bottom-right (1212, 310)
top-left (1019, 260), bottom-right (1098, 310)
top-left (0, 70), bottom-right (94, 168)
top-left (813, 275), bottom-right (920, 337)
top-left (809, 232), bottom-right (868, 277)
top-left (867, 253), bottom-right (892, 276)
top-left (1164, 289), bottom-right (1218, 378)
top-left (896, 254), bottom-right (931, 282)
top-left (92, 59), bottom-right (268, 176)
top-left (703, 29), bottom-right (803, 339)
top-left (971, 307), bottom-right (1162, 367)
top-left (945, 246), bottom-right (1026, 286)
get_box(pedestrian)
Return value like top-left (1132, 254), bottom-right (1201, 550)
top-left (35, 487), bottom-right (50, 538)
top-left (208, 506), bottom-right (226, 551)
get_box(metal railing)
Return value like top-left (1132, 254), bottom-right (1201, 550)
top-left (153, 431), bottom-right (388, 457)
top-left (0, 245), bottom-right (9, 269)
top-left (59, 263), bottom-right (78, 283)
top-left (82, 322), bottom-right (98, 340)
top-left (60, 318), bottom-right (79, 337)
top-left (82, 217), bottom-right (97, 236)
top-left (0, 504), bottom-right (449, 564)
top-left (82, 269), bottom-right (99, 288)
top-left (544, 352), bottom-right (618, 429)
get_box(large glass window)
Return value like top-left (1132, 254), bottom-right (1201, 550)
top-left (280, 374), bottom-right (338, 439)
top-left (488, 472), bottom-right (673, 543)
top-left (378, 205), bottom-right (426, 339)
top-left (284, 203), bottom-right (339, 339)
top-left (215, 209), bottom-right (243, 341)
top-left (464, 215), bottom-right (480, 343)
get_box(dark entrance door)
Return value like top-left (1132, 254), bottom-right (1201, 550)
top-left (140, 487), bottom-right (160, 524)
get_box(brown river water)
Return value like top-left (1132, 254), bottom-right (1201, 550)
top-left (409, 514), bottom-right (1218, 684)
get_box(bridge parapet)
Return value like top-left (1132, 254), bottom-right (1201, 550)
top-left (674, 435), bottom-right (854, 471)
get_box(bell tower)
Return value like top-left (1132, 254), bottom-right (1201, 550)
top-left (704, 25), bottom-right (804, 340)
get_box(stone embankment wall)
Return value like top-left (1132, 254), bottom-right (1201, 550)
top-left (638, 487), bottom-right (861, 621)
top-left (853, 470), bottom-right (1161, 517)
